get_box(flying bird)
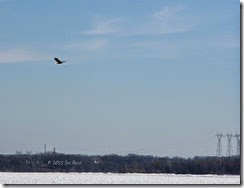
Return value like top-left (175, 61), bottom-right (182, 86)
top-left (54, 57), bottom-right (66, 64)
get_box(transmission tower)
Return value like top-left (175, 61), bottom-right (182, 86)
top-left (233, 133), bottom-right (240, 156)
top-left (16, 150), bottom-right (22, 155)
top-left (26, 150), bottom-right (31, 155)
top-left (226, 133), bottom-right (232, 157)
top-left (216, 133), bottom-right (224, 157)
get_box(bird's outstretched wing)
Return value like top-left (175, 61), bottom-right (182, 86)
top-left (54, 57), bottom-right (63, 64)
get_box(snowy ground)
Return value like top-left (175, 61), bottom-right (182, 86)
top-left (0, 172), bottom-right (240, 184)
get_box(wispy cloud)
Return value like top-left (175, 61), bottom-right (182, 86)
top-left (0, 48), bottom-right (49, 64)
top-left (81, 5), bottom-right (194, 36)
top-left (153, 5), bottom-right (185, 20)
top-left (81, 18), bottom-right (123, 35)
top-left (64, 39), bottom-right (108, 50)
top-left (153, 6), bottom-right (192, 33)
top-left (133, 5), bottom-right (194, 35)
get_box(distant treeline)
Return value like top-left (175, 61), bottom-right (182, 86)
top-left (0, 153), bottom-right (240, 175)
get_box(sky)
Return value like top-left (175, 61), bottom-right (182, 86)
top-left (0, 0), bottom-right (240, 157)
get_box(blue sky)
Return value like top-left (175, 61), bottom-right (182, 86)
top-left (0, 0), bottom-right (240, 157)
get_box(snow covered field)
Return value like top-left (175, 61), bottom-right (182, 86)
top-left (0, 172), bottom-right (240, 184)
